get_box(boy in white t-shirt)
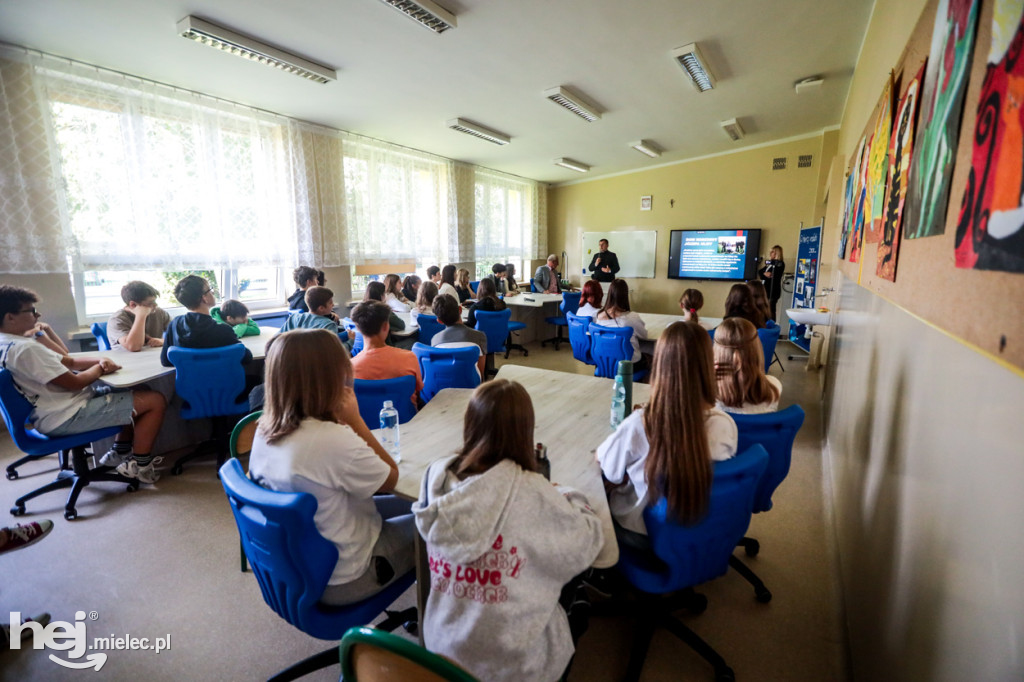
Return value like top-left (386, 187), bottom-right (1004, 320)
top-left (0, 286), bottom-right (167, 484)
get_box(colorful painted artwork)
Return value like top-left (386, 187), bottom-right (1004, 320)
top-left (866, 76), bottom-right (894, 244)
top-left (839, 137), bottom-right (866, 260)
top-left (904, 0), bottom-right (981, 240)
top-left (849, 134), bottom-right (872, 264)
top-left (955, 0), bottom-right (1024, 273)
top-left (878, 62), bottom-right (926, 281)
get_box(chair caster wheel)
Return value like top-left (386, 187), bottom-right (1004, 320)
top-left (6, 470), bottom-right (17, 480)
top-left (523, 350), bottom-right (529, 357)
top-left (715, 665), bottom-right (736, 682)
top-left (755, 588), bottom-right (772, 603)
top-left (171, 465), bottom-right (184, 476)
top-left (11, 505), bottom-right (26, 516)
top-left (64, 509), bottom-right (78, 521)
top-left (403, 620), bottom-right (418, 637)
top-left (744, 539), bottom-right (760, 557)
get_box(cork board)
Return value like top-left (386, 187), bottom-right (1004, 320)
top-left (839, 0), bottom-right (1024, 371)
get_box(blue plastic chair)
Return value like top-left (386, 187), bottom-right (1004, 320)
top-left (412, 342), bottom-right (481, 403)
top-left (1, 369), bottom-right (135, 520)
top-left (90, 321), bottom-right (111, 350)
top-left (219, 459), bottom-right (416, 681)
top-left (727, 406), bottom-right (806, 601)
top-left (473, 308), bottom-right (511, 377)
top-left (566, 311), bottom-right (593, 365)
top-left (353, 376), bottom-right (418, 428)
top-left (414, 313), bottom-right (444, 346)
top-left (342, 317), bottom-right (364, 356)
top-left (167, 344), bottom-right (251, 475)
top-left (469, 280), bottom-right (480, 295)
top-left (589, 324), bottom-right (649, 381)
top-left (542, 292), bottom-right (581, 351)
top-left (758, 324), bottom-right (782, 373)
top-left (616, 444), bottom-right (770, 682)
top-left (530, 277), bottom-right (539, 293)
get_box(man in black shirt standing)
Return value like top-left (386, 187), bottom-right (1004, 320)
top-left (588, 239), bottom-right (620, 282)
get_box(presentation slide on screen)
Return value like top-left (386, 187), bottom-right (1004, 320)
top-left (677, 230), bottom-right (750, 278)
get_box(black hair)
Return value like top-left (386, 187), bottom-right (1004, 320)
top-left (0, 285), bottom-right (37, 322)
top-left (351, 301), bottom-right (392, 337)
top-left (220, 299), bottom-right (249, 319)
top-left (174, 275), bottom-right (208, 310)
top-left (432, 293), bottom-right (461, 325)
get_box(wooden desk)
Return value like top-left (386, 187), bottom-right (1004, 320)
top-left (639, 313), bottom-right (721, 340)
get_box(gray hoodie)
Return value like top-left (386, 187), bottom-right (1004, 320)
top-left (414, 455), bottom-right (604, 682)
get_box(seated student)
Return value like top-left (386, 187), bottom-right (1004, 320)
top-left (679, 288), bottom-right (704, 324)
top-left (0, 286), bottom-right (167, 483)
top-left (350, 302), bottom-right (423, 411)
top-left (746, 280), bottom-right (773, 327)
top-left (383, 274), bottom-right (412, 313)
top-left (161, 275), bottom-right (253, 367)
top-left (454, 268), bottom-right (474, 303)
top-left (505, 263), bottom-right (521, 294)
top-left (249, 328), bottom-right (414, 606)
top-left (107, 280), bottom-right (172, 352)
top-left (431, 294), bottom-right (487, 378)
top-left (713, 317), bottom-right (781, 414)
top-left (466, 277), bottom-right (507, 329)
top-left (280, 286), bottom-right (340, 334)
top-left (534, 254), bottom-right (562, 294)
top-left (363, 282), bottom-right (413, 350)
top-left (411, 281), bottom-right (439, 321)
top-left (594, 279), bottom-right (650, 372)
top-left (426, 265), bottom-right (441, 286)
top-left (316, 270), bottom-right (326, 287)
top-left (597, 321), bottom-right (737, 551)
top-left (211, 299), bottom-right (260, 338)
top-left (481, 263), bottom-right (508, 296)
top-left (723, 283), bottom-right (766, 329)
top-left (401, 275), bottom-right (421, 303)
top-left (438, 265), bottom-right (460, 302)
top-left (287, 266), bottom-right (319, 312)
top-left (576, 280), bottom-right (603, 318)
top-left (414, 379), bottom-right (603, 682)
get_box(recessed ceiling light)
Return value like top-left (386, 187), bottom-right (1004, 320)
top-left (554, 158), bottom-right (590, 173)
top-left (377, 0), bottom-right (457, 33)
top-left (177, 16), bottom-right (337, 84)
top-left (672, 42), bottom-right (716, 92)
top-left (630, 140), bottom-right (662, 158)
top-left (544, 86), bottom-right (602, 122)
top-left (447, 118), bottom-right (510, 145)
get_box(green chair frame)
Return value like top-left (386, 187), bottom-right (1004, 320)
top-left (229, 410), bottom-right (262, 573)
top-left (340, 626), bottom-right (479, 682)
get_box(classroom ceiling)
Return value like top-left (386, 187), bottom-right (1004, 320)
top-left (0, 0), bottom-right (874, 185)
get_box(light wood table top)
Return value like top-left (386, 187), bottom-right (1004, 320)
top-left (387, 363), bottom-right (651, 569)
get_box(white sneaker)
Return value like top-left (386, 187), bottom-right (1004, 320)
top-left (135, 457), bottom-right (163, 485)
top-left (115, 459), bottom-right (139, 479)
top-left (99, 447), bottom-right (132, 468)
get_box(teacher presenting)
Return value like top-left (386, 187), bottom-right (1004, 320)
top-left (588, 239), bottom-right (620, 283)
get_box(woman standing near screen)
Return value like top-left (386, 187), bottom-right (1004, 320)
top-left (758, 245), bottom-right (785, 321)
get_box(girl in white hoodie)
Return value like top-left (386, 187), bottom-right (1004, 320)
top-left (413, 380), bottom-right (604, 682)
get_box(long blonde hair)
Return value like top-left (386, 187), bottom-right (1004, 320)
top-left (454, 380), bottom-right (538, 478)
top-left (643, 321), bottom-right (717, 524)
top-left (713, 317), bottom-right (779, 408)
top-left (455, 268), bottom-right (471, 289)
top-left (383, 274), bottom-right (408, 303)
top-left (259, 329), bottom-right (352, 444)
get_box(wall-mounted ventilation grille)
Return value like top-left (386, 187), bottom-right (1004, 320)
top-left (798, 154), bottom-right (813, 168)
top-left (772, 157), bottom-right (787, 171)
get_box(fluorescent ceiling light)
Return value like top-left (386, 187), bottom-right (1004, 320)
top-left (671, 42), bottom-right (716, 92)
top-left (177, 16), bottom-right (336, 84)
top-left (720, 118), bottom-right (744, 141)
top-left (378, 0), bottom-right (457, 33)
top-left (447, 118), bottom-right (510, 145)
top-left (554, 158), bottom-right (590, 173)
top-left (544, 86), bottom-right (601, 122)
top-left (631, 140), bottom-right (662, 158)
top-left (795, 76), bottom-right (824, 94)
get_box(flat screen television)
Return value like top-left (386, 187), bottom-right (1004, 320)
top-left (667, 229), bottom-right (762, 281)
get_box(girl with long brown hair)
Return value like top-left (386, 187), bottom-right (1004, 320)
top-left (383, 273), bottom-right (411, 313)
top-left (723, 282), bottom-right (766, 329)
top-left (412, 281), bottom-right (439, 320)
top-left (466, 276), bottom-right (507, 328)
top-left (595, 279), bottom-right (650, 370)
top-left (249, 329), bottom-right (415, 605)
top-left (597, 322), bottom-right (737, 547)
top-left (746, 280), bottom-right (773, 326)
top-left (713, 317), bottom-right (781, 413)
top-left (413, 380), bottom-right (603, 682)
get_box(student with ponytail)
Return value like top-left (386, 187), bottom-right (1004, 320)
top-left (679, 288), bottom-right (703, 323)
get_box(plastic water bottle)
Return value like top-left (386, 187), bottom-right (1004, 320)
top-left (379, 400), bottom-right (401, 462)
top-left (610, 374), bottom-right (626, 429)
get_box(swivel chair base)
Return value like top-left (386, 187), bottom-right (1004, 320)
top-left (171, 415), bottom-right (236, 476)
top-left (541, 326), bottom-right (566, 351)
top-left (7, 451), bottom-right (67, 480)
top-left (11, 446), bottom-right (140, 521)
top-left (729, 539), bottom-right (773, 603)
top-left (504, 333), bottom-right (528, 359)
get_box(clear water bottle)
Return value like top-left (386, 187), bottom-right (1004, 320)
top-left (610, 374), bottom-right (626, 429)
top-left (379, 400), bottom-right (401, 462)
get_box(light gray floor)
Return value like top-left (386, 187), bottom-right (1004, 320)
top-left (0, 340), bottom-right (846, 681)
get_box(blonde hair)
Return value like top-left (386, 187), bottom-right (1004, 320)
top-left (383, 274), bottom-right (408, 303)
top-left (454, 380), bottom-right (538, 478)
top-left (713, 318), bottom-right (779, 408)
top-left (643, 322), bottom-right (717, 524)
top-left (258, 329), bottom-right (352, 444)
top-left (455, 268), bottom-right (471, 289)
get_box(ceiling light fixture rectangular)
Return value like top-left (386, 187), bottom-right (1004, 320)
top-left (447, 118), bottom-right (510, 145)
top-left (177, 16), bottom-right (337, 84)
top-left (378, 0), bottom-right (457, 33)
top-left (631, 140), bottom-right (662, 158)
top-left (544, 86), bottom-right (601, 122)
top-left (672, 42), bottom-right (716, 92)
top-left (554, 158), bottom-right (590, 173)
top-left (720, 118), bottom-right (744, 141)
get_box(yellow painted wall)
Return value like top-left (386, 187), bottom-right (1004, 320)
top-left (548, 134), bottom-right (829, 319)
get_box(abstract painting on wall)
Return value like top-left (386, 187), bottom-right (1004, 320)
top-left (838, 161), bottom-right (855, 259)
top-left (904, 0), bottom-right (981, 240)
top-left (849, 133), bottom-right (872, 264)
top-left (878, 62), bottom-right (926, 281)
top-left (955, 0), bottom-right (1024, 273)
top-left (866, 75), bottom-right (894, 244)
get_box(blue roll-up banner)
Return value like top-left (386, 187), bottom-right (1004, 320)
top-left (789, 224), bottom-right (821, 351)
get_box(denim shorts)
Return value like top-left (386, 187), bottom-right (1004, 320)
top-left (46, 391), bottom-right (134, 436)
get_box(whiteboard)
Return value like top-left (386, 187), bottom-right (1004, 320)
top-left (581, 230), bottom-right (658, 279)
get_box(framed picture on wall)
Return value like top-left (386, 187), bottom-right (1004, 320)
top-left (640, 195), bottom-right (652, 211)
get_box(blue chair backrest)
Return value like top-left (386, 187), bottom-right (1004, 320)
top-left (757, 324), bottom-right (782, 373)
top-left (167, 345), bottom-right (250, 420)
top-left (565, 312), bottom-right (592, 365)
top-left (412, 342), bottom-right (480, 402)
top-left (732, 405), bottom-right (805, 513)
top-left (91, 322), bottom-right (111, 350)
top-left (559, 292), bottom-right (582, 317)
top-left (415, 313), bottom-right (444, 346)
top-left (473, 308), bottom-right (511, 355)
top-left (589, 324), bottom-right (634, 378)
top-left (469, 280), bottom-right (480, 294)
top-left (219, 458), bottom-right (341, 639)
top-left (353, 376), bottom-right (417, 428)
top-left (530, 278), bottom-right (538, 293)
top-left (623, 444), bottom-right (769, 594)
top-left (342, 318), bottom-right (364, 356)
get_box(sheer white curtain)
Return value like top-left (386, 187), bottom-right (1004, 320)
top-left (474, 168), bottom-right (547, 263)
